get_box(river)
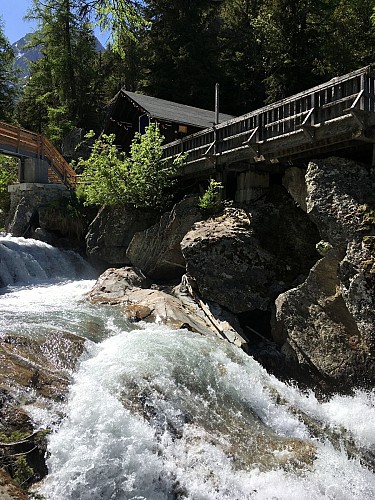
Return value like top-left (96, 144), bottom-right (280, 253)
top-left (1, 235), bottom-right (375, 499)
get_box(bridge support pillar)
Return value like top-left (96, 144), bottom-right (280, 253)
top-left (21, 158), bottom-right (49, 184)
top-left (235, 171), bottom-right (269, 203)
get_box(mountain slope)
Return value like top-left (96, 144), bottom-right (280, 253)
top-left (12, 34), bottom-right (105, 79)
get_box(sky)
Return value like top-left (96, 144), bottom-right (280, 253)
top-left (0, 0), bottom-right (108, 45)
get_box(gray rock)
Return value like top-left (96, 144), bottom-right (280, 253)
top-left (306, 157), bottom-right (375, 249)
top-left (33, 227), bottom-right (57, 245)
top-left (273, 251), bottom-right (372, 387)
top-left (86, 205), bottom-right (157, 267)
top-left (181, 187), bottom-right (320, 314)
top-left (273, 158), bottom-right (375, 390)
top-left (6, 184), bottom-right (69, 237)
top-left (87, 266), bottom-right (152, 304)
top-left (86, 267), bottom-right (246, 344)
top-left (339, 237), bottom-right (375, 342)
top-left (126, 195), bottom-right (202, 281)
top-left (282, 166), bottom-right (308, 212)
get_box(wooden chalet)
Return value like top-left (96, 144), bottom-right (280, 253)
top-left (103, 89), bottom-right (234, 151)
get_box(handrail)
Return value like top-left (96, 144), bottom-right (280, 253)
top-left (0, 121), bottom-right (77, 188)
top-left (162, 65), bottom-right (375, 165)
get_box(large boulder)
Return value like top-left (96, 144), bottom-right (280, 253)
top-left (273, 158), bottom-right (375, 390)
top-left (85, 205), bottom-right (157, 268)
top-left (306, 157), bottom-right (374, 249)
top-left (86, 267), bottom-right (246, 346)
top-left (126, 196), bottom-right (202, 281)
top-left (181, 187), bottom-right (320, 314)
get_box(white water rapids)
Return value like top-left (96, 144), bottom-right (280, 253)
top-left (1, 236), bottom-right (375, 499)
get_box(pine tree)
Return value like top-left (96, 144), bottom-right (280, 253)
top-left (256, 0), bottom-right (334, 102)
top-left (322, 0), bottom-right (375, 76)
top-left (139, 0), bottom-right (222, 110)
top-left (218, 0), bottom-right (265, 115)
top-left (0, 19), bottom-right (18, 121)
top-left (15, 0), bottom-right (100, 144)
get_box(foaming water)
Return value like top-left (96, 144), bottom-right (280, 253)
top-left (38, 326), bottom-right (375, 500)
top-left (0, 235), bottom-right (95, 287)
top-left (0, 280), bottom-right (133, 341)
top-left (1, 237), bottom-right (374, 499)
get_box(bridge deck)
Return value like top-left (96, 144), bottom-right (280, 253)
top-left (0, 122), bottom-right (77, 188)
top-left (163, 66), bottom-right (375, 176)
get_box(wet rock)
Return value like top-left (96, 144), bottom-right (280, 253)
top-left (86, 268), bottom-right (246, 344)
top-left (32, 227), bottom-right (57, 245)
top-left (181, 187), bottom-right (319, 314)
top-left (126, 195), bottom-right (202, 281)
top-left (86, 205), bottom-right (157, 268)
top-left (0, 332), bottom-right (86, 494)
top-left (0, 469), bottom-right (29, 500)
top-left (87, 267), bottom-right (152, 304)
top-left (87, 267), bottom-right (221, 336)
top-left (0, 332), bottom-right (85, 400)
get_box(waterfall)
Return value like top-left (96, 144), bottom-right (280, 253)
top-left (0, 235), bottom-right (95, 288)
top-left (37, 327), bottom-right (375, 500)
top-left (0, 237), bottom-right (374, 499)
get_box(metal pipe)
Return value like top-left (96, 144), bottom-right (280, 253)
top-left (215, 83), bottom-right (220, 125)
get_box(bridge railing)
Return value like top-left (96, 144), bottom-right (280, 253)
top-left (0, 121), bottom-right (77, 188)
top-left (40, 135), bottom-right (77, 188)
top-left (163, 66), bottom-right (375, 165)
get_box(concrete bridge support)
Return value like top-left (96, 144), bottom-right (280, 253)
top-left (19, 158), bottom-right (49, 184)
top-left (234, 171), bottom-right (270, 203)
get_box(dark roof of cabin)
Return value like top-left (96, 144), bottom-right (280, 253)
top-left (121, 90), bottom-right (235, 128)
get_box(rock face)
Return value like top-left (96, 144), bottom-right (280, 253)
top-left (87, 267), bottom-right (246, 347)
top-left (126, 196), bottom-right (202, 281)
top-left (0, 331), bottom-right (86, 494)
top-left (181, 187), bottom-right (320, 314)
top-left (86, 205), bottom-right (157, 268)
top-left (273, 158), bottom-right (375, 390)
top-left (7, 184), bottom-right (70, 237)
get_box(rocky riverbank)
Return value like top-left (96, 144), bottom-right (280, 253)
top-left (2, 156), bottom-right (375, 496)
top-left (0, 332), bottom-right (85, 497)
top-left (84, 157), bottom-right (375, 392)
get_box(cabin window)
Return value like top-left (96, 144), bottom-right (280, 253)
top-left (178, 125), bottom-right (188, 134)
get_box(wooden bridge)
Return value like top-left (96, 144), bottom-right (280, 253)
top-left (163, 66), bottom-right (375, 176)
top-left (0, 122), bottom-right (77, 188)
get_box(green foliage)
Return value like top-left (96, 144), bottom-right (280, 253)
top-left (87, 0), bottom-right (147, 57)
top-left (0, 18), bottom-right (18, 121)
top-left (0, 156), bottom-right (18, 212)
top-left (13, 455), bottom-right (34, 487)
top-left (7, 0), bottom-right (375, 132)
top-left (0, 430), bottom-right (31, 443)
top-left (139, 0), bottom-right (221, 109)
top-left (77, 124), bottom-right (185, 210)
top-left (198, 179), bottom-right (223, 213)
top-left (15, 0), bottom-right (101, 142)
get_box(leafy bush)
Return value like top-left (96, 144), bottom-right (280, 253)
top-left (76, 124), bottom-right (185, 210)
top-left (198, 178), bottom-right (223, 213)
top-left (0, 156), bottom-right (18, 212)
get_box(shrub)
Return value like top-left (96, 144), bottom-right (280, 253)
top-left (76, 124), bottom-right (185, 210)
top-left (0, 155), bottom-right (18, 212)
top-left (198, 178), bottom-right (223, 213)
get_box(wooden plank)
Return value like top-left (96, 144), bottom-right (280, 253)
top-left (264, 109), bottom-right (310, 129)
